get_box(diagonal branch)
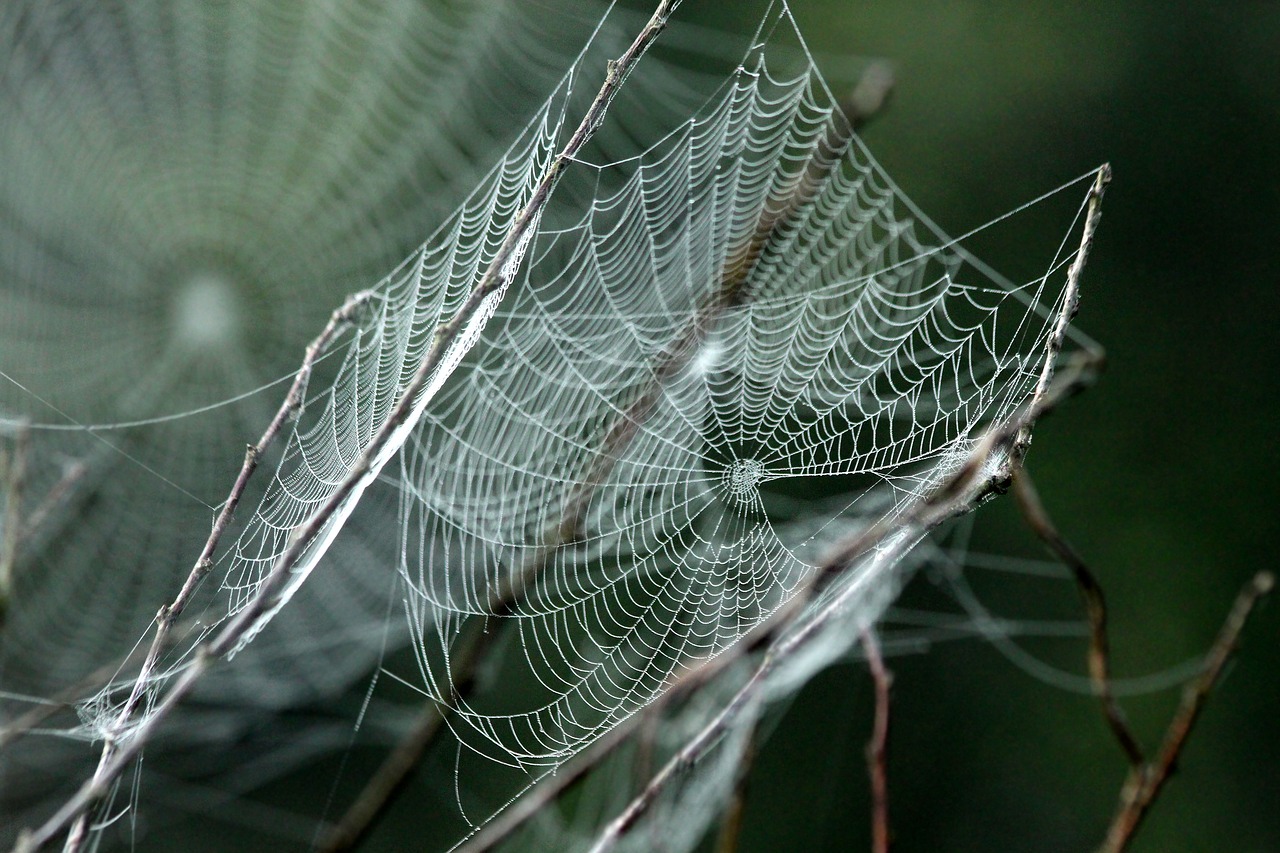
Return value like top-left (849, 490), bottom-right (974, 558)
top-left (14, 4), bottom-right (683, 851)
top-left (1013, 469), bottom-right (1143, 764)
top-left (861, 629), bottom-right (893, 853)
top-left (1096, 570), bottom-right (1272, 853)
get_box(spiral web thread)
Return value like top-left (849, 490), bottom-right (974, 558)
top-left (0, 0), bottom-right (1101, 846)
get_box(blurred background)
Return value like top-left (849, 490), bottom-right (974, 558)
top-left (4, 0), bottom-right (1276, 850)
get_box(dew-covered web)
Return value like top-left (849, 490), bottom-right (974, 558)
top-left (0, 0), bottom-right (1102, 847)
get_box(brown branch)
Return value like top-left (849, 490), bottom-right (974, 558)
top-left (713, 720), bottom-right (759, 853)
top-left (1012, 469), bottom-right (1143, 765)
top-left (0, 423), bottom-right (29, 619)
top-left (13, 5), bottom-right (684, 851)
top-left (1012, 465), bottom-right (1273, 852)
top-left (861, 630), bottom-right (892, 853)
top-left (1097, 571), bottom-right (1273, 853)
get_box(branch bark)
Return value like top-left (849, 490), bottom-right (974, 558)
top-left (1097, 571), bottom-right (1273, 853)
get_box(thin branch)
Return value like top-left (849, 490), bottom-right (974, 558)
top-left (1097, 571), bottom-right (1273, 853)
top-left (861, 630), bottom-right (892, 853)
top-left (16, 6), bottom-right (682, 850)
top-left (1012, 469), bottom-right (1143, 764)
top-left (1012, 163), bottom-right (1110, 467)
top-left (713, 720), bottom-right (759, 853)
top-left (1013, 466), bottom-right (1273, 852)
top-left (50, 288), bottom-right (372, 853)
top-left (0, 423), bottom-right (29, 619)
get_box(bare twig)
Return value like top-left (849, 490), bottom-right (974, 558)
top-left (17, 6), bottom-right (682, 850)
top-left (51, 288), bottom-right (372, 852)
top-left (861, 630), bottom-right (892, 853)
top-left (1097, 571), bottom-right (1273, 853)
top-left (0, 423), bottom-right (29, 616)
top-left (1013, 464), bottom-right (1272, 852)
top-left (1011, 164), bottom-right (1109, 467)
top-left (1013, 469), bottom-right (1143, 764)
top-left (713, 720), bottom-right (759, 853)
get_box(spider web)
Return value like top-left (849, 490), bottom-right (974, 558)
top-left (393, 4), bottom-right (1085, 792)
top-left (1, 0), bottom-right (1100, 847)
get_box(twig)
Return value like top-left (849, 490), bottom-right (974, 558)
top-left (1012, 469), bottom-right (1142, 764)
top-left (0, 615), bottom-right (199, 752)
top-left (1097, 571), bottom-right (1273, 853)
top-left (1012, 163), bottom-right (1109, 468)
top-left (1013, 465), bottom-right (1272, 851)
top-left (14, 4), bottom-right (683, 851)
top-left (861, 630), bottom-right (892, 853)
top-left (51, 289), bottom-right (372, 852)
top-left (0, 423), bottom-right (29, 617)
top-left (713, 720), bottom-right (759, 853)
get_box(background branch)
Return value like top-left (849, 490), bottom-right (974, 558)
top-left (1097, 571), bottom-right (1273, 853)
top-left (861, 630), bottom-right (893, 853)
top-left (1013, 466), bottom-right (1273, 853)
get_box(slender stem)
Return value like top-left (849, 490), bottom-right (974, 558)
top-left (861, 630), bottom-right (892, 853)
top-left (53, 289), bottom-right (372, 852)
top-left (1012, 164), bottom-right (1110, 466)
top-left (14, 4), bottom-right (683, 850)
top-left (713, 721), bottom-right (759, 853)
top-left (1013, 469), bottom-right (1143, 765)
top-left (1012, 465), bottom-right (1272, 852)
top-left (1097, 571), bottom-right (1273, 853)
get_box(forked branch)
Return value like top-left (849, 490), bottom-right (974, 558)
top-left (1097, 569), bottom-right (1272, 852)
top-left (1014, 467), bottom-right (1273, 853)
